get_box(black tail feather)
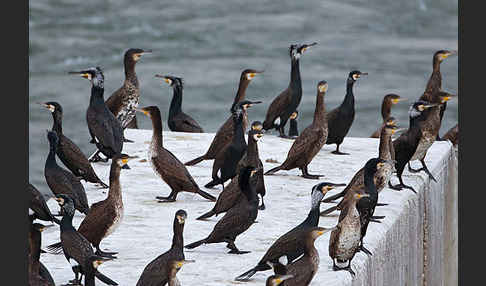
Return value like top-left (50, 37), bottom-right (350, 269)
top-left (95, 270), bottom-right (118, 285)
top-left (196, 209), bottom-right (216, 220)
top-left (321, 189), bottom-right (346, 203)
top-left (264, 165), bottom-right (282, 175)
top-left (185, 156), bottom-right (205, 166)
top-left (196, 189), bottom-right (217, 201)
top-left (185, 239), bottom-right (206, 249)
top-left (45, 242), bottom-right (63, 254)
top-left (320, 205), bottom-right (339, 216)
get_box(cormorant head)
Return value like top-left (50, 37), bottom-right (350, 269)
top-left (135, 106), bottom-right (161, 119)
top-left (435, 91), bottom-right (455, 104)
top-left (251, 121), bottom-right (264, 131)
top-left (433, 50), bottom-right (457, 63)
top-left (364, 158), bottom-right (391, 180)
top-left (125, 48), bottom-right (152, 63)
top-left (155, 74), bottom-right (183, 88)
top-left (171, 259), bottom-right (195, 270)
top-left (231, 100), bottom-right (262, 114)
top-left (289, 110), bottom-right (298, 120)
top-left (289, 42), bottom-right (318, 60)
top-left (241, 69), bottom-right (264, 81)
top-left (32, 223), bottom-right (52, 233)
top-left (384, 117), bottom-right (398, 134)
top-left (352, 190), bottom-right (370, 201)
top-left (384, 94), bottom-right (403, 105)
top-left (175, 209), bottom-right (188, 224)
top-left (348, 70), bottom-right (368, 82)
top-left (317, 80), bottom-right (328, 93)
top-left (311, 182), bottom-right (346, 205)
top-left (266, 274), bottom-right (294, 286)
top-left (38, 101), bottom-right (62, 114)
top-left (249, 127), bottom-right (264, 142)
top-left (47, 130), bottom-right (59, 146)
top-left (308, 226), bottom-right (337, 240)
top-left (87, 255), bottom-right (113, 270)
top-left (114, 153), bottom-right (137, 169)
top-left (68, 67), bottom-right (104, 87)
top-left (54, 194), bottom-right (75, 216)
top-left (409, 100), bottom-right (439, 119)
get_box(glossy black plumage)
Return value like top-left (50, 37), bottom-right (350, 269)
top-left (185, 166), bottom-right (259, 254)
top-left (137, 210), bottom-right (189, 286)
top-left (39, 101), bottom-right (108, 188)
top-left (263, 43), bottom-right (316, 138)
top-left (44, 131), bottom-right (90, 215)
top-left (136, 106), bottom-right (216, 202)
top-left (288, 111), bottom-right (299, 138)
top-left (28, 183), bottom-right (60, 224)
top-left (29, 223), bottom-right (54, 286)
top-left (156, 75), bottom-right (204, 133)
top-left (184, 69), bottom-right (262, 166)
top-left (326, 71), bottom-right (367, 155)
top-left (264, 81), bottom-right (328, 179)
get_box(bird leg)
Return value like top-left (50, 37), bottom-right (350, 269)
top-left (300, 166), bottom-right (322, 179)
top-left (258, 195), bottom-right (266, 210)
top-left (388, 177), bottom-right (416, 193)
top-left (69, 266), bottom-right (82, 285)
top-left (371, 215), bottom-right (385, 220)
top-left (359, 240), bottom-right (373, 256)
top-left (156, 190), bottom-right (178, 202)
top-left (409, 160), bottom-right (437, 182)
top-left (331, 144), bottom-right (349, 155)
top-left (376, 202), bottom-right (389, 206)
top-left (225, 239), bottom-right (250, 254)
top-left (333, 259), bottom-right (355, 277)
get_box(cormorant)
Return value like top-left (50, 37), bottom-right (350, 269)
top-left (370, 94), bottom-right (404, 138)
top-left (28, 183), bottom-right (60, 224)
top-left (269, 226), bottom-right (336, 286)
top-left (38, 101), bottom-right (108, 188)
top-left (184, 69), bottom-right (263, 166)
top-left (136, 210), bottom-right (192, 286)
top-left (441, 123), bottom-right (458, 146)
top-left (53, 194), bottom-right (118, 285)
top-left (105, 48), bottom-right (152, 131)
top-left (265, 80), bottom-right (329, 179)
top-left (407, 91), bottom-right (454, 181)
top-left (326, 70), bottom-right (368, 155)
top-left (155, 74), bottom-right (204, 133)
top-left (44, 130), bottom-right (90, 215)
top-left (263, 42), bottom-right (317, 138)
top-left (235, 182), bottom-right (344, 281)
top-left (69, 67), bottom-right (124, 163)
top-left (389, 100), bottom-right (440, 192)
top-left (196, 122), bottom-right (265, 220)
top-left (329, 191), bottom-right (370, 277)
top-left (185, 166), bottom-right (260, 254)
top-left (136, 106), bottom-right (216, 202)
top-left (288, 110), bottom-right (299, 138)
top-left (29, 223), bottom-right (55, 286)
top-left (320, 118), bottom-right (398, 216)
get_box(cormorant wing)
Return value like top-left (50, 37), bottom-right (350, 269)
top-left (105, 87), bottom-right (124, 117)
top-left (61, 230), bottom-right (94, 266)
top-left (136, 251), bottom-right (171, 286)
top-left (58, 135), bottom-right (91, 172)
top-left (264, 88), bottom-right (292, 127)
top-left (173, 113), bottom-right (204, 133)
top-left (285, 126), bottom-right (319, 163)
top-left (29, 184), bottom-right (56, 222)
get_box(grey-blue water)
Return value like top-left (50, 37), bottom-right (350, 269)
top-left (29, 0), bottom-right (458, 195)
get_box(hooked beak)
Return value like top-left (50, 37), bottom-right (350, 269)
top-left (392, 98), bottom-right (406, 104)
top-left (68, 71), bottom-right (91, 79)
top-left (135, 108), bottom-right (149, 116)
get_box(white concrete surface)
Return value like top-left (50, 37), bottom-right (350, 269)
top-left (37, 129), bottom-right (457, 285)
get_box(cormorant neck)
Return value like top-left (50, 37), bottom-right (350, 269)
top-left (124, 59), bottom-right (138, 84)
top-left (150, 112), bottom-right (164, 148)
top-left (233, 114), bottom-right (245, 145)
top-left (46, 145), bottom-right (58, 167)
top-left (30, 230), bottom-right (41, 261)
top-left (302, 203), bottom-right (321, 227)
top-left (60, 212), bottom-right (75, 232)
top-left (312, 92), bottom-right (326, 124)
top-left (232, 79), bottom-right (251, 110)
top-left (89, 85), bottom-right (105, 106)
top-left (381, 100), bottom-right (392, 122)
top-left (107, 163), bottom-right (122, 201)
top-left (289, 59), bottom-right (302, 91)
top-left (171, 219), bottom-right (184, 250)
top-left (378, 131), bottom-right (392, 160)
top-left (304, 237), bottom-right (318, 256)
top-left (169, 85), bottom-right (183, 118)
top-left (84, 271), bottom-right (96, 286)
top-left (246, 133), bottom-right (259, 159)
top-left (364, 169), bottom-right (377, 196)
top-left (343, 79), bottom-right (355, 106)
top-left (51, 112), bottom-right (63, 134)
top-left (432, 57), bottom-right (442, 72)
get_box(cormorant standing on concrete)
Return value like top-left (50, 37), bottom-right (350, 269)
top-left (389, 101), bottom-right (439, 193)
top-left (44, 130), bottom-right (90, 215)
top-left (28, 183), bottom-right (60, 224)
top-left (270, 226), bottom-right (335, 286)
top-left (288, 111), bottom-right (299, 138)
top-left (196, 122), bottom-right (265, 220)
top-left (263, 43), bottom-right (317, 138)
top-left (326, 70), bottom-right (368, 155)
top-left (320, 118), bottom-right (398, 216)
top-left (185, 69), bottom-right (263, 166)
top-left (441, 123), bottom-right (458, 146)
top-left (185, 166), bottom-right (260, 254)
top-left (370, 94), bottom-right (404, 138)
top-left (105, 48), bottom-right (152, 132)
top-left (155, 74), bottom-right (204, 133)
top-left (54, 194), bottom-right (118, 285)
top-left (235, 182), bottom-right (343, 281)
top-left (204, 101), bottom-right (257, 189)
top-left (39, 101), bottom-right (108, 188)
top-left (136, 210), bottom-right (192, 286)
top-left (265, 81), bottom-right (329, 179)
top-left (29, 223), bottom-right (55, 286)
top-left (407, 92), bottom-right (453, 181)
top-left (328, 191), bottom-right (370, 277)
top-left (136, 106), bottom-right (216, 202)
top-left (69, 67), bottom-right (124, 163)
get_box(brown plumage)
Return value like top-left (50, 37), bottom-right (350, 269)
top-left (136, 106), bottom-right (216, 202)
top-left (136, 210), bottom-right (191, 286)
top-left (441, 123), bottom-right (458, 146)
top-left (28, 183), bottom-right (60, 224)
top-left (370, 94), bottom-right (403, 138)
top-left (105, 48), bottom-right (151, 130)
top-left (265, 80), bottom-right (328, 179)
top-left (184, 69), bottom-right (263, 166)
top-left (29, 223), bottom-right (54, 286)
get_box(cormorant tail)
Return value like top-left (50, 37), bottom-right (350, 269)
top-left (235, 263), bottom-right (272, 281)
top-left (95, 270), bottom-right (118, 285)
top-left (185, 239), bottom-right (207, 249)
top-left (204, 179), bottom-right (223, 189)
top-left (46, 241), bottom-right (63, 254)
top-left (185, 155), bottom-right (205, 166)
top-left (196, 188), bottom-right (217, 201)
top-left (196, 209), bottom-right (216, 220)
top-left (320, 205), bottom-right (339, 216)
top-left (264, 165), bottom-right (283, 175)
